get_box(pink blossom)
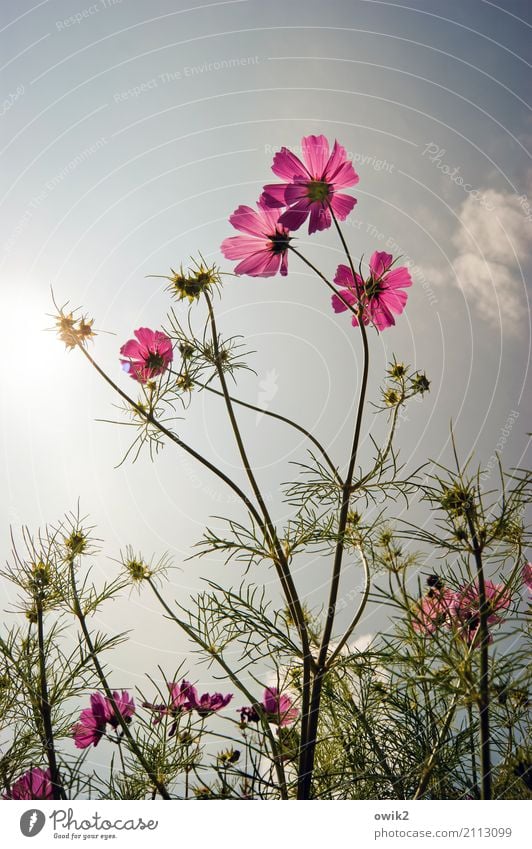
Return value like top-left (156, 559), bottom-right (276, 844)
top-left (451, 580), bottom-right (511, 633)
top-left (412, 588), bottom-right (456, 635)
top-left (73, 690), bottom-right (135, 749)
top-left (221, 199), bottom-right (291, 277)
top-left (262, 135), bottom-right (359, 234)
top-left (120, 327), bottom-right (173, 383)
top-left (261, 687), bottom-right (299, 727)
top-left (331, 252), bottom-right (412, 331)
top-left (522, 563), bottom-right (532, 594)
top-left (143, 680), bottom-right (194, 737)
top-left (183, 681), bottom-right (233, 717)
top-left (3, 767), bottom-right (54, 800)
top-left (106, 690), bottom-right (136, 728)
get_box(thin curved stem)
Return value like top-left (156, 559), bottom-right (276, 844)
top-left (204, 291), bottom-right (314, 787)
top-left (326, 544), bottom-right (371, 667)
top-left (76, 344), bottom-right (266, 533)
top-left (68, 559), bottom-right (171, 799)
top-left (298, 210), bottom-right (370, 799)
top-left (203, 293), bottom-right (311, 654)
top-left (145, 577), bottom-right (288, 799)
top-left (190, 376), bottom-right (342, 486)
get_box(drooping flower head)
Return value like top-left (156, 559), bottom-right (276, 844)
top-left (120, 328), bottom-right (173, 383)
top-left (73, 692), bottom-right (109, 749)
top-left (451, 580), bottom-right (511, 629)
top-left (3, 767), bottom-right (54, 800)
top-left (331, 252), bottom-right (412, 331)
top-left (183, 681), bottom-right (233, 717)
top-left (261, 687), bottom-right (299, 727)
top-left (221, 199), bottom-right (291, 277)
top-left (73, 690), bottom-right (136, 749)
top-left (262, 135), bottom-right (359, 234)
top-left (411, 587), bottom-right (456, 635)
top-left (142, 680), bottom-right (193, 737)
top-left (106, 690), bottom-right (136, 729)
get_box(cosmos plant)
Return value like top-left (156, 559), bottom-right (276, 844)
top-left (0, 135), bottom-right (530, 801)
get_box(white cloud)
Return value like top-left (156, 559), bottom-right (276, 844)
top-left (449, 189), bottom-right (530, 328)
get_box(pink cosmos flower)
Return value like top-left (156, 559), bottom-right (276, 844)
top-left (261, 687), bottom-right (299, 727)
top-left (183, 681), bottom-right (233, 717)
top-left (451, 580), bottom-right (511, 630)
top-left (262, 135), bottom-right (359, 234)
top-left (143, 680), bottom-right (194, 737)
top-left (120, 327), bottom-right (173, 383)
top-left (522, 563), bottom-right (532, 594)
top-left (412, 588), bottom-right (456, 635)
top-left (3, 767), bottom-right (54, 800)
top-left (73, 690), bottom-right (135, 749)
top-left (221, 199), bottom-right (291, 277)
top-left (331, 252), bottom-right (412, 331)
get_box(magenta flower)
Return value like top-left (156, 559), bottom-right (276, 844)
top-left (143, 680), bottom-right (194, 737)
top-left (221, 199), bottom-right (291, 277)
top-left (451, 580), bottom-right (511, 631)
top-left (262, 135), bottom-right (359, 234)
top-left (522, 563), bottom-right (532, 594)
top-left (261, 687), bottom-right (299, 727)
top-left (73, 690), bottom-right (136, 749)
top-left (183, 681), bottom-right (233, 717)
top-left (412, 588), bottom-right (456, 635)
top-left (331, 252), bottom-right (412, 331)
top-left (3, 767), bottom-right (53, 800)
top-left (120, 327), bottom-right (173, 383)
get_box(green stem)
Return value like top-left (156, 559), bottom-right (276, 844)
top-left (68, 559), bottom-right (171, 799)
top-left (146, 577), bottom-right (289, 799)
top-left (35, 598), bottom-right (66, 800)
top-left (297, 210), bottom-right (370, 799)
top-left (466, 512), bottom-right (492, 801)
top-left (193, 377), bottom-right (342, 485)
top-left (77, 344), bottom-right (269, 538)
top-left (327, 544), bottom-right (371, 667)
top-left (204, 290), bottom-right (314, 791)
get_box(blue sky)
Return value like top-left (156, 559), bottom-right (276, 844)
top-left (1, 0), bottom-right (530, 699)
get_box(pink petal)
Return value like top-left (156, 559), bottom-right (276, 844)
top-left (324, 140), bottom-right (359, 187)
top-left (221, 235), bottom-right (266, 260)
top-left (308, 203), bottom-right (331, 234)
top-left (383, 266), bottom-right (412, 289)
top-left (235, 251), bottom-right (281, 277)
top-left (331, 288), bottom-right (357, 313)
top-left (369, 252), bottom-right (393, 277)
top-left (271, 147), bottom-right (310, 181)
top-left (229, 205), bottom-right (268, 237)
top-left (333, 264), bottom-right (356, 289)
top-left (279, 203), bottom-right (311, 231)
top-left (119, 339), bottom-right (142, 358)
top-left (381, 288), bottom-right (408, 313)
top-left (261, 183), bottom-right (289, 208)
top-left (284, 181), bottom-right (312, 205)
top-left (329, 192), bottom-right (356, 221)
top-left (301, 134), bottom-right (330, 177)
